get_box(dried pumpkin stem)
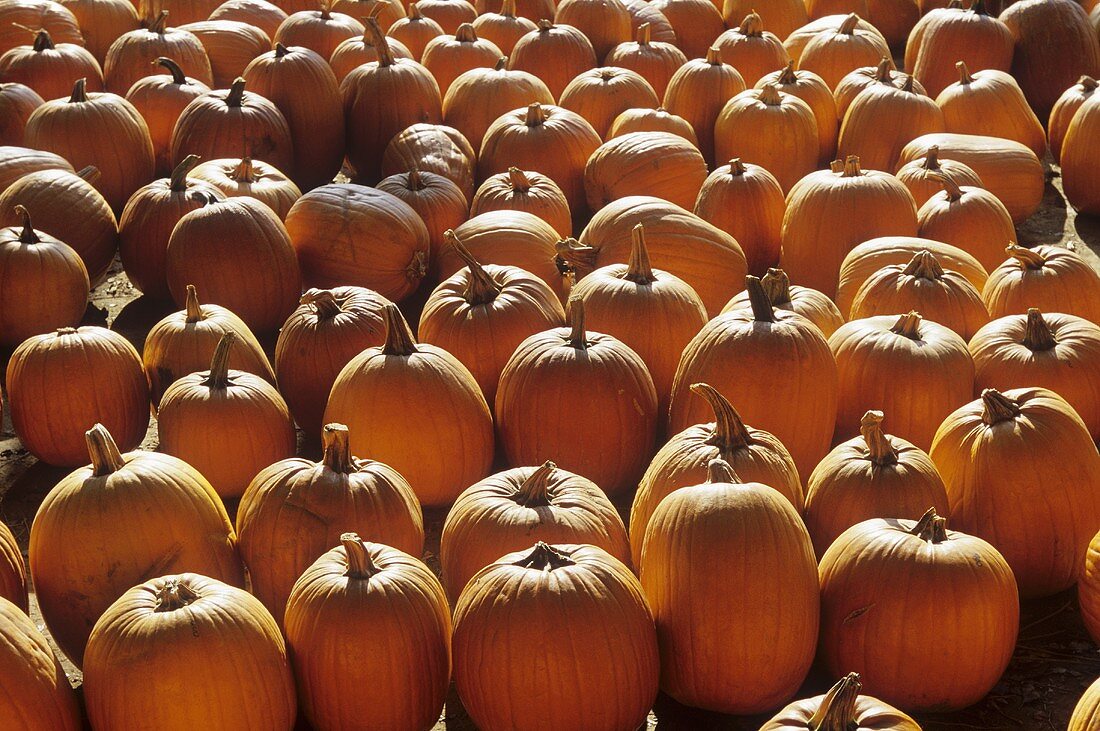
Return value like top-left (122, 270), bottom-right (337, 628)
top-left (155, 578), bottom-right (200, 612)
top-left (155, 56), bottom-right (188, 84)
top-left (902, 250), bottom-right (944, 280)
top-left (761, 268), bottom-right (792, 304)
top-left (169, 154), bottom-right (201, 191)
top-left (455, 22), bottom-right (478, 43)
top-left (1007, 244), bottom-right (1045, 270)
top-left (921, 145), bottom-right (941, 170)
top-left (32, 29), bottom-right (54, 52)
top-left (525, 102), bottom-right (546, 127)
top-left (77, 165), bottom-right (101, 184)
top-left (231, 157), bottom-right (255, 183)
top-left (184, 284), bottom-right (203, 322)
top-left (69, 77), bottom-right (88, 103)
top-left (322, 424), bottom-right (356, 473)
top-left (342, 533), bottom-right (379, 578)
top-left (537, 18), bottom-right (553, 31)
top-left (494, 55), bottom-right (506, 70)
top-left (956, 60), bottom-right (974, 85)
top-left (931, 168), bottom-right (966, 200)
top-left (406, 169), bottom-right (426, 190)
top-left (859, 411), bottom-right (898, 466)
top-left (409, 2), bottom-right (423, 18)
top-left (691, 383), bottom-right (752, 450)
top-left (204, 332), bottom-right (236, 389)
top-left (507, 166), bottom-right (531, 192)
top-left (86, 423), bottom-right (126, 477)
top-left (838, 13), bottom-right (860, 34)
top-left (625, 223), bottom-right (656, 284)
top-left (901, 74), bottom-right (915, 93)
top-left (808, 673), bottom-right (861, 731)
top-left (704, 46), bottom-right (722, 65)
top-left (739, 11), bottom-right (762, 35)
top-left (745, 275), bottom-right (775, 323)
top-left (1080, 75), bottom-right (1099, 92)
top-left (729, 158), bottom-right (746, 176)
top-left (275, 42), bottom-right (291, 57)
top-left (225, 77), bottom-right (247, 107)
top-left (890, 311), bottom-right (922, 339)
top-left (636, 22), bottom-right (650, 45)
top-left (446, 230), bottom-right (502, 304)
top-left (365, 17), bottom-right (394, 65)
top-left (13, 205), bottom-right (37, 245)
top-left (706, 457), bottom-right (740, 484)
top-left (1022, 308), bottom-right (1056, 351)
top-left (500, 0), bottom-right (516, 16)
top-left (381, 303), bottom-right (418, 355)
top-left (301, 288), bottom-right (341, 319)
top-left (758, 83), bottom-right (782, 106)
top-left (981, 388), bottom-right (1021, 425)
top-left (514, 461), bottom-right (556, 507)
top-left (909, 507), bottom-right (948, 543)
top-left (777, 60), bottom-right (797, 84)
top-left (513, 541), bottom-right (575, 570)
top-left (873, 57), bottom-right (892, 82)
top-left (150, 10), bottom-right (169, 34)
top-left (841, 155), bottom-right (862, 177)
top-left (829, 159), bottom-right (845, 173)
top-left (567, 298), bottom-right (588, 349)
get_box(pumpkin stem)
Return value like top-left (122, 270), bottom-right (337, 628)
top-left (829, 159), bottom-right (844, 173)
top-left (537, 18), bottom-right (553, 31)
top-left (365, 16), bottom-right (394, 65)
top-left (455, 22), bottom-right (478, 42)
top-left (155, 56), bottom-right (188, 84)
top-left (150, 10), bottom-right (170, 34)
top-left (625, 223), bottom-right (656, 284)
top-left (981, 388), bottom-right (1021, 425)
top-left (909, 507), bottom-right (948, 543)
top-left (169, 154), bottom-right (201, 191)
top-left (321, 423), bottom-right (356, 473)
top-left (947, 0), bottom-right (962, 8)
top-left (32, 29), bottom-right (54, 52)
top-left (838, 13), bottom-right (860, 34)
top-left (77, 165), bottom-right (101, 184)
top-left (889, 311), bottom-right (923, 340)
top-left (1022, 308), bottom-right (1056, 351)
top-left (706, 457), bottom-right (741, 484)
top-left (860, 411), bottom-right (898, 466)
top-left (12, 205), bottom-right (38, 245)
top-left (409, 3), bottom-right (423, 18)
top-left (777, 60), bottom-right (797, 84)
top-left (1080, 75), bottom-right (1099, 92)
top-left (514, 541), bottom-right (576, 570)
top-left (406, 168), bottom-right (426, 190)
top-left (446, 230), bottom-right (502, 305)
top-left (691, 383), bottom-right (752, 450)
top-left (86, 423), bottom-right (126, 477)
top-left (921, 145), bottom-right (940, 170)
top-left (184, 284), bottom-right (203, 322)
top-left (956, 60), bottom-right (973, 85)
top-left (380, 303), bottom-right (418, 355)
top-left (969, 0), bottom-right (988, 15)
top-left (231, 157), bottom-right (255, 183)
top-left (554, 237), bottom-right (596, 271)
top-left (203, 332), bottom-right (235, 389)
top-left (494, 55), bottom-right (507, 70)
top-left (301, 288), bottom-right (342, 319)
top-left (525, 102), bottom-right (546, 127)
top-left (739, 11), bottom-right (762, 35)
top-left (225, 77), bottom-right (247, 107)
top-left (500, 0), bottom-right (516, 16)
top-left (729, 158), bottom-right (746, 176)
top-left (873, 57), bottom-right (892, 82)
top-left (745, 275), bottom-right (775, 323)
top-left (705, 45), bottom-right (722, 65)
top-left (508, 166), bottom-right (531, 192)
top-left (514, 461), bottom-right (556, 506)
top-left (807, 673), bottom-right (861, 731)
top-left (758, 82), bottom-right (782, 106)
top-left (901, 74), bottom-right (915, 93)
top-left (841, 155), bottom-right (862, 177)
top-left (636, 21), bottom-right (650, 45)
top-left (341, 533), bottom-right (379, 579)
top-left (760, 268), bottom-right (792, 304)
top-left (154, 578), bottom-right (200, 612)
top-left (275, 42), bottom-right (291, 57)
top-left (566, 298), bottom-right (588, 349)
top-left (901, 249), bottom-right (944, 280)
top-left (1007, 244), bottom-right (1045, 270)
top-left (69, 77), bottom-right (88, 103)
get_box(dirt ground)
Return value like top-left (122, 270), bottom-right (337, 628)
top-left (0, 168), bottom-right (1098, 730)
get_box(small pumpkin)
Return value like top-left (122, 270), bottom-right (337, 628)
top-left (713, 11), bottom-right (789, 87)
top-left (471, 0), bottom-right (536, 55)
top-left (936, 61), bottom-right (1046, 158)
top-left (981, 244), bottom-right (1100, 324)
top-left (470, 167), bottom-right (570, 236)
top-left (694, 159), bottom-right (783, 276)
top-left (837, 75), bottom-right (944, 173)
top-left (189, 156), bottom-right (300, 219)
top-left (380, 122), bottom-right (476, 201)
top-left (584, 130), bottom-right (707, 212)
top-left (894, 143), bottom-right (983, 207)
top-left (662, 46), bottom-right (746, 166)
top-left (757, 61), bottom-right (837, 165)
top-left (0, 521), bottom-right (26, 611)
top-left (721, 266), bottom-right (844, 337)
top-left (553, 0), bottom-right (631, 59)
top-left (761, 673), bottom-right (920, 731)
top-left (649, 0), bottom-right (724, 59)
top-left (0, 83), bottom-right (43, 146)
top-left (907, 0), bottom-right (1013, 98)
top-left (916, 173), bottom-right (1016, 274)
top-left (103, 11), bottom-right (213, 95)
top-left (175, 20), bottom-right (270, 89)
top-left (604, 22), bottom-right (687, 99)
top-left (210, 0), bottom-right (288, 39)
top-left (272, 3), bottom-right (363, 61)
top-left (832, 58), bottom-right (924, 119)
top-left (0, 28), bottom-right (104, 103)
top-left (421, 22), bottom-right (502, 98)
top-left (783, 13), bottom-right (888, 64)
top-left (441, 56), bottom-right (553, 150)
top-left (721, 0), bottom-right (807, 40)
top-left (388, 2), bottom-right (445, 60)
top-left (798, 13), bottom-right (893, 90)
top-left (123, 57), bottom-right (210, 176)
top-left (1049, 75), bottom-right (1099, 164)
top-left (607, 106), bottom-right (698, 144)
top-left (0, 597), bottom-right (81, 730)
top-left (506, 20), bottom-right (597, 101)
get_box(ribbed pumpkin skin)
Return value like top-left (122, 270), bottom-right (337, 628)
top-left (390, 5), bottom-right (446, 59)
top-left (931, 387), bottom-right (1100, 598)
top-left (471, 5), bottom-right (535, 55)
top-left (559, 66), bottom-right (659, 138)
top-left (507, 21), bottom-right (596, 101)
top-left (1060, 92), bottom-right (1100, 215)
top-left (721, 270), bottom-right (844, 337)
top-left (0, 146), bottom-right (73, 197)
top-left (662, 49), bottom-right (746, 166)
top-left (829, 314), bottom-right (974, 451)
top-left (970, 311), bottom-right (1100, 440)
top-left (421, 24), bottom-right (502, 98)
top-left (441, 464), bottom-right (630, 603)
top-left (454, 543), bottom-right (659, 731)
top-left (29, 432), bottom-right (245, 666)
top-left (285, 540), bottom-right (451, 731)
top-left (650, 0), bottom-right (724, 60)
top-left (190, 157), bottom-right (301, 219)
top-left (819, 515), bottom-right (1019, 711)
top-left (554, 0), bottom-right (631, 60)
top-left (1069, 677), bottom-right (1100, 731)
top-left (0, 597), bottom-right (81, 730)
top-left (124, 61), bottom-right (211, 176)
top-left (1049, 76), bottom-right (1098, 164)
top-left (442, 64), bottom-right (553, 150)
top-left (784, 15), bottom-right (886, 65)
top-left (895, 146), bottom-right (983, 208)
top-left (272, 9), bottom-right (364, 61)
top-left (623, 2), bottom-right (678, 50)
top-left (0, 32), bottom-right (104, 103)
top-left (376, 170), bottom-right (468, 267)
top-left (761, 679), bottom-right (920, 731)
top-left (274, 287), bottom-right (389, 436)
top-left (419, 262), bottom-right (565, 405)
top-left (471, 168), bottom-right (571, 236)
top-left (144, 0), bottom-right (224, 25)
top-left (908, 3), bottom-right (1014, 98)
top-left (608, 106), bottom-right (698, 144)
top-left (936, 67), bottom-right (1046, 158)
top-left (694, 160), bottom-right (783, 276)
top-left (837, 82), bottom-right (945, 173)
top-left (103, 21), bottom-right (213, 95)
top-left (756, 64), bottom-right (836, 165)
top-left (640, 471), bottom-right (819, 714)
top-left (981, 245), bottom-right (1100, 324)
top-left (604, 25), bottom-right (688, 99)
top-left (83, 574), bottom-right (296, 730)
top-left (166, 196), bottom-right (302, 333)
top-left (714, 86), bottom-right (817, 192)
top-left (8, 328), bottom-right (149, 466)
top-left (0, 0), bottom-right (83, 57)
top-left (55, 0), bottom-right (136, 58)
top-left (176, 20), bottom-right (270, 88)
top-left (210, 0), bottom-right (289, 39)
top-left (798, 17), bottom-right (893, 90)
top-left (584, 131), bottom-right (707, 212)
top-left (381, 122), bottom-right (476, 201)
top-left (329, 33), bottom-right (414, 82)
top-left (723, 0), bottom-right (806, 40)
top-left (0, 521), bottom-right (26, 611)
top-left (416, 0), bottom-right (478, 34)
top-left (236, 429), bottom-right (424, 625)
top-left (712, 14), bottom-right (789, 88)
top-left (0, 83), bottom-right (43, 146)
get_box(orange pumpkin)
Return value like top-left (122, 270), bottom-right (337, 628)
top-left (471, 167), bottom-right (570, 236)
top-left (1069, 677), bottom-right (1100, 731)
top-left (0, 146), bottom-right (73, 196)
top-left (559, 66), bottom-right (658, 138)
top-left (0, 28), bottom-right (104, 102)
top-left (1050, 75), bottom-right (1099, 163)
top-left (554, 0), bottom-right (631, 59)
top-left (471, 0), bottom-right (536, 55)
top-left (0, 596), bottom-right (81, 729)
top-left (380, 122), bottom-right (476, 200)
top-left (784, 13), bottom-right (888, 64)
top-left (507, 20), bottom-right (597, 101)
top-left (584, 130), bottom-right (706, 212)
top-left (272, 3), bottom-right (363, 61)
top-left (936, 61), bottom-right (1046, 158)
top-left (798, 13), bottom-right (892, 90)
top-left (415, 0), bottom-right (477, 34)
top-left (210, 0), bottom-right (288, 39)
top-left (982, 244), bottom-right (1100, 324)
top-left (124, 56), bottom-right (210, 176)
top-left (1059, 91), bottom-right (1100, 216)
top-left (421, 22), bottom-right (502, 97)
top-left (837, 75), bottom-right (944, 173)
top-left (722, 267), bottom-right (844, 337)
top-left (143, 0), bottom-right (226, 25)
top-left (761, 674), bottom-right (920, 731)
top-left (649, 0), bottom-right (723, 59)
top-left (103, 11), bottom-right (213, 95)
top-left (175, 20), bottom-right (269, 89)
top-left (0, 521), bottom-right (26, 611)
top-left (832, 58), bottom-right (925, 119)
top-left (607, 106), bottom-right (697, 143)
top-left (387, 2), bottom-right (445, 60)
top-left (662, 46), bottom-right (744, 165)
top-left (441, 57), bottom-right (554, 150)
top-left (713, 11), bottom-right (789, 87)
top-left (0, 83), bottom-right (43, 146)
top-left (604, 22), bottom-right (687, 99)
top-left (377, 169), bottom-right (468, 270)
top-left (0, 0), bottom-right (83, 58)
top-left (190, 156), bottom-right (300, 219)
top-left (331, 0), bottom-right (404, 27)
top-left (917, 175), bottom-right (1016, 275)
top-left (694, 159), bottom-right (783, 276)
top-left (722, 0), bottom-right (807, 39)
top-left (757, 61), bottom-right (836, 165)
top-left (894, 143), bottom-right (983, 207)
top-left (477, 0), bottom-right (554, 23)
top-left (907, 0), bottom-right (1013, 98)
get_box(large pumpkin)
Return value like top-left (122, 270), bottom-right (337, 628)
top-left (608, 106), bottom-right (697, 142)
top-left (210, 0), bottom-right (288, 38)
top-left (380, 122), bottom-right (476, 200)
top-left (103, 12), bottom-right (212, 95)
top-left (936, 62), bottom-right (1046, 158)
top-left (190, 157), bottom-right (301, 219)
top-left (236, 424), bottom-right (424, 624)
top-left (553, 0), bottom-right (631, 59)
top-left (661, 46), bottom-right (746, 166)
top-left (714, 84), bottom-right (817, 192)
top-left (1049, 75), bottom-right (1098, 164)
top-left (470, 167), bottom-right (570, 236)
top-left (837, 75), bottom-right (944, 173)
top-left (175, 20), bottom-right (270, 89)
top-left (0, 597), bottom-right (81, 730)
top-left (0, 83), bottom-right (43, 146)
top-left (376, 169), bottom-right (468, 271)
top-left (329, 24), bottom-right (414, 81)
top-left (507, 20), bottom-right (597, 101)
top-left (0, 28), bottom-right (104, 103)
top-left (471, 0), bottom-right (536, 54)
top-left (931, 387), bottom-right (1100, 597)
top-left (421, 22), bottom-right (502, 97)
top-left (415, 0), bottom-right (478, 34)
top-left (559, 65), bottom-right (659, 138)
top-left (722, 0), bottom-right (806, 39)
top-left (907, 0), bottom-right (1013, 98)
top-left (0, 0), bottom-right (83, 57)
top-left (272, 4), bottom-right (363, 61)
top-left (693, 158), bottom-right (782, 275)
top-left (784, 14), bottom-right (887, 66)
top-left (389, 2), bottom-right (445, 59)
top-left (441, 58), bottom-right (553, 150)
top-left (981, 244), bottom-right (1100, 324)
top-left (1058, 90), bottom-right (1100, 216)
top-left (584, 130), bottom-right (706, 212)
top-left (756, 61), bottom-right (836, 164)
top-left (123, 56), bottom-right (210, 176)
top-left (284, 534), bottom-right (450, 731)
top-left (713, 12), bottom-right (789, 87)
top-left (722, 266), bottom-right (843, 337)
top-left (798, 13), bottom-right (892, 89)
top-left (604, 22), bottom-right (687, 99)
top-left (29, 424), bottom-right (245, 665)
top-left (649, 0), bottom-right (723, 59)
top-left (453, 542), bottom-right (659, 731)
top-left (761, 673), bottom-right (920, 731)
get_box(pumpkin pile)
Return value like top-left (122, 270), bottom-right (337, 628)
top-left (1, 0), bottom-right (1100, 726)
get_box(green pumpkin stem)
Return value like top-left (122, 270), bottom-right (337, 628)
top-left (203, 332), bottom-right (235, 389)
top-left (514, 461), bottom-right (556, 507)
top-left (155, 577), bottom-right (200, 612)
top-left (322, 424), bottom-right (356, 473)
top-left (860, 411), bottom-right (898, 466)
top-left (381, 303), bottom-right (418, 355)
top-left (1022, 308), bottom-right (1056, 351)
top-left (807, 673), bottom-right (862, 731)
top-left (981, 388), bottom-right (1021, 425)
top-left (909, 507), bottom-right (948, 543)
top-left (86, 423), bottom-right (126, 477)
top-left (447, 230), bottom-right (502, 305)
top-left (513, 541), bottom-right (575, 570)
top-left (745, 275), bottom-right (775, 323)
top-left (342, 533), bottom-right (379, 578)
top-left (691, 383), bottom-right (752, 450)
top-left (13, 205), bottom-right (37, 245)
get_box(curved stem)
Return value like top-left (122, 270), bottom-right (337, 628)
top-left (909, 507), bottom-right (948, 543)
top-left (69, 77), bottom-right (88, 103)
top-left (455, 22), bottom-right (478, 42)
top-left (170, 154), bottom-right (201, 191)
top-left (537, 18), bottom-right (553, 31)
top-left (155, 56), bottom-right (187, 84)
top-left (275, 42), bottom-right (290, 57)
top-left (841, 155), bottom-right (862, 177)
top-left (930, 171), bottom-right (963, 202)
top-left (184, 284), bottom-right (203, 322)
top-left (514, 461), bottom-right (555, 506)
top-left (230, 157), bottom-right (255, 183)
top-left (342, 533), bottom-right (379, 578)
top-left (889, 311), bottom-right (923, 340)
top-left (705, 46), bottom-right (721, 65)
top-left (777, 60), bottom-right (797, 85)
top-left (691, 383), bottom-right (751, 449)
top-left (365, 16), bottom-right (394, 65)
top-left (706, 457), bottom-right (741, 484)
top-left (13, 205), bottom-right (38, 245)
top-left (760, 268), bottom-right (791, 304)
top-left (838, 12), bottom-right (860, 35)
top-left (1007, 244), bottom-right (1045, 270)
top-left (525, 102), bottom-right (546, 127)
top-left (860, 410), bottom-right (898, 466)
top-left (322, 423), bottom-right (356, 473)
top-left (150, 10), bottom-right (169, 34)
top-left (446, 230), bottom-right (501, 305)
top-left (981, 388), bottom-right (1020, 425)
top-left (636, 21), bottom-right (650, 45)
top-left (739, 11), bottom-right (762, 36)
top-left (512, 541), bottom-right (575, 570)
top-left (77, 166), bottom-right (101, 184)
top-left (566, 298), bottom-right (588, 349)
top-left (745, 275), bottom-right (775, 323)
top-left (625, 223), bottom-right (656, 284)
top-left (225, 77), bottom-right (246, 107)
top-left (203, 332), bottom-right (235, 389)
top-left (507, 166), bottom-right (531, 192)
top-left (1022, 308), bottom-right (1056, 351)
top-left (873, 57), bottom-right (892, 82)
top-left (808, 673), bottom-right (862, 731)
top-left (86, 423), bottom-right (126, 476)
top-left (155, 578), bottom-right (200, 612)
top-left (1080, 75), bottom-right (1099, 92)
top-left (381, 302), bottom-right (417, 355)
top-left (956, 60), bottom-right (973, 85)
top-left (301, 288), bottom-right (342, 319)
top-left (410, 2), bottom-right (424, 18)
top-left (758, 83), bottom-right (782, 106)
top-left (901, 250), bottom-right (944, 280)
top-left (901, 74), bottom-right (915, 93)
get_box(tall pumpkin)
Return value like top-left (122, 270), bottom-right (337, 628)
top-left (833, 58), bottom-right (925, 120)
top-left (123, 58), bottom-right (210, 176)
top-left (29, 424), bottom-right (245, 665)
top-left (272, 3), bottom-right (364, 61)
top-left (907, 0), bottom-right (1013, 98)
top-left (553, 0), bottom-right (631, 59)
top-left (559, 66), bottom-right (659, 138)
top-left (387, 2), bottom-right (444, 60)
top-left (453, 542), bottom-right (659, 731)
top-left (471, 0), bottom-right (536, 54)
top-left (936, 62), bottom-right (1046, 157)
top-left (1059, 90), bottom-right (1100, 216)
top-left (721, 266), bottom-right (844, 338)
top-left (507, 20), bottom-right (597, 101)
top-left (0, 597), bottom-right (81, 730)
top-left (0, 83), bottom-right (43, 146)
top-left (1050, 75), bottom-right (1098, 164)
top-left (756, 61), bottom-right (837, 165)
top-left (314, 25), bottom-right (413, 82)
top-left (693, 158), bottom-right (783, 275)
top-left (931, 387), bottom-right (1100, 597)
top-left (837, 75), bottom-right (944, 173)
top-left (441, 58), bottom-right (553, 150)
top-left (649, 0), bottom-right (724, 60)
top-left (421, 23), bottom-right (502, 98)
top-left (284, 535), bottom-right (450, 731)
top-left (103, 11), bottom-right (212, 95)
top-left (981, 244), bottom-right (1100, 324)
top-left (380, 122), bottom-right (476, 201)
top-left (8, 327), bottom-right (149, 466)
top-left (662, 46), bottom-right (746, 166)
top-left (639, 459), bottom-right (819, 713)
top-left (584, 130), bottom-right (706, 212)
top-left (376, 169), bottom-right (467, 273)
top-left (761, 674), bottom-right (920, 731)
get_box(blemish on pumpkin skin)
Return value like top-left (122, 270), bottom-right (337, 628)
top-left (843, 604), bottom-right (874, 623)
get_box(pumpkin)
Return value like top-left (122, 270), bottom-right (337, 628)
top-left (124, 57), bottom-right (210, 175)
top-left (8, 328), bottom-right (148, 466)
top-left (798, 13), bottom-right (892, 90)
top-left (554, 0), bottom-right (631, 59)
top-left (377, 169), bottom-right (468, 270)
top-left (570, 222), bottom-right (706, 415)
top-left (608, 106), bottom-right (697, 144)
top-left (640, 458), bottom-right (818, 713)
top-left (970, 309), bottom-right (1100, 440)
top-left (83, 573), bottom-right (295, 729)
top-left (284, 534), bottom-right (449, 731)
top-left (837, 235), bottom-right (988, 317)
top-left (471, 167), bottom-right (570, 236)
top-left (496, 300), bottom-right (657, 495)
top-left (981, 244), bottom-right (1100, 324)
top-left (274, 287), bottom-right (387, 434)
top-left (714, 84), bottom-right (817, 192)
top-left (559, 66), bottom-right (658, 138)
top-left (143, 283), bottom-right (274, 406)
top-left (784, 14), bottom-right (888, 64)
top-left (604, 22), bottom-right (687, 99)
top-left (722, 0), bottom-right (806, 42)
top-left (381, 122), bottom-right (476, 200)
top-left (830, 312), bottom-right (974, 450)
top-left (441, 462), bottom-right (629, 602)
top-left (237, 424), bottom-right (423, 623)
top-left (415, 0), bottom-right (477, 34)
top-left (584, 130), bottom-right (707, 211)
top-left (1000, 0), bottom-right (1100, 120)
top-left (331, 0), bottom-right (404, 27)
top-left (662, 46), bottom-right (745, 165)
top-left (0, 83), bottom-right (43, 146)
top-left (103, 11), bottom-right (213, 95)
top-left (0, 521), bottom-right (26, 611)
top-left (1069, 678), bottom-right (1100, 731)
top-left (479, 102), bottom-right (601, 216)
top-left (916, 175), bottom-right (1016, 274)
top-left (454, 542), bottom-right (659, 731)
top-left (0, 165), bottom-right (117, 284)
top-left (713, 12), bottom-right (789, 87)
top-left (189, 156), bottom-right (299, 219)
top-left (175, 20), bottom-right (269, 89)
top-left (475, 0), bottom-right (553, 19)
top-left (693, 160), bottom-right (781, 276)
top-left (0, 147), bottom-right (73, 196)
top-left (29, 424), bottom-right (244, 664)
top-left (837, 76), bottom-right (944, 173)
top-left (567, 195), bottom-right (747, 316)
top-left (419, 231), bottom-right (565, 403)
top-left (0, 28), bottom-right (104, 102)
top-left (25, 78), bottom-right (154, 213)
top-left (756, 62), bottom-right (836, 165)
top-left (849, 249), bottom-right (989, 340)
top-left (936, 62), bottom-right (1046, 158)
top-left (210, 0), bottom-right (288, 39)
top-left (761, 673), bottom-right (921, 731)
top-left (0, 205), bottom-right (88, 346)
top-left (721, 266), bottom-right (844, 337)
top-left (626, 0), bottom-right (677, 41)
top-left (894, 144), bottom-right (983, 207)
top-left (1059, 90), bottom-right (1100, 215)
top-left (143, 0), bottom-right (225, 25)
top-left (865, 0), bottom-right (918, 50)
top-left (804, 410), bottom-right (948, 556)
top-left (285, 183), bottom-right (430, 301)
top-left (507, 20), bottom-right (597, 101)
top-left (669, 276), bottom-right (836, 476)
top-left (340, 18), bottom-right (443, 182)
top-left (806, 0), bottom-right (868, 20)
top-left (907, 0), bottom-right (1013, 99)
top-left (441, 56), bottom-right (554, 150)
top-left (1050, 75), bottom-right (1099, 164)
top-left (244, 43), bottom-right (345, 191)
top-left (898, 132), bottom-right (1043, 224)
top-left (630, 383), bottom-right (802, 565)
top-left (388, 2), bottom-right (445, 60)
top-left (0, 597), bottom-right (81, 730)
top-left (779, 155), bottom-right (918, 299)
top-left (832, 58), bottom-right (924, 120)
top-left (0, 0), bottom-right (83, 58)
top-left (170, 77), bottom-right (293, 174)
top-left (819, 509), bottom-right (1019, 711)
top-left (649, 0), bottom-right (724, 60)
top-left (471, 0), bottom-right (536, 55)
top-left (421, 23), bottom-right (501, 98)
top-left (325, 303), bottom-right (494, 506)
top-left (272, 3), bottom-right (363, 61)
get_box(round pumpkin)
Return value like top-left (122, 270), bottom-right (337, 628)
top-left (1049, 75), bottom-right (1098, 163)
top-left (421, 22), bottom-right (502, 98)
top-left (649, 0), bottom-right (723, 59)
top-left (760, 673), bottom-right (921, 731)
top-left (210, 0), bottom-right (288, 39)
top-left (832, 58), bottom-right (923, 125)
top-left (694, 158), bottom-right (782, 276)
top-left (713, 11), bottom-right (789, 87)
top-left (190, 156), bottom-right (301, 219)
top-left (0, 597), bottom-right (81, 730)
top-left (936, 62), bottom-right (1046, 158)
top-left (662, 45), bottom-right (746, 166)
top-left (894, 143), bottom-right (983, 208)
top-left (103, 11), bottom-right (213, 95)
top-left (907, 0), bottom-right (1013, 99)
top-left (553, 0), bottom-right (631, 59)
top-left (380, 121), bottom-right (476, 201)
top-left (471, 0), bottom-right (536, 55)
top-left (415, 0), bottom-right (477, 34)
top-left (441, 57), bottom-right (553, 150)
top-left (603, 22), bottom-right (687, 99)
top-left (507, 20), bottom-right (597, 101)
top-left (0, 28), bottom-right (104, 103)
top-left (388, 2), bottom-right (445, 60)
top-left (722, 0), bottom-right (806, 39)
top-left (377, 168), bottom-right (468, 273)
top-left (721, 266), bottom-right (843, 337)
top-left (756, 61), bottom-right (837, 165)
top-left (584, 130), bottom-right (707, 212)
top-left (798, 13), bottom-right (892, 90)
top-left (837, 75), bottom-right (945, 173)
top-left (0, 145), bottom-right (73, 197)
top-left (0, 0), bottom-right (83, 58)
top-left (608, 106), bottom-right (697, 143)
top-left (123, 56), bottom-right (210, 176)
top-left (175, 20), bottom-right (270, 89)
top-left (0, 83), bottom-right (43, 146)
top-left (470, 167), bottom-right (570, 236)
top-left (0, 521), bottom-right (26, 611)
top-left (559, 66), bottom-right (659, 138)
top-left (981, 244), bottom-right (1100, 324)
top-left (272, 4), bottom-right (363, 61)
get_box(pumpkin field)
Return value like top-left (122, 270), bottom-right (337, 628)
top-left (2, 0), bottom-right (1100, 728)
